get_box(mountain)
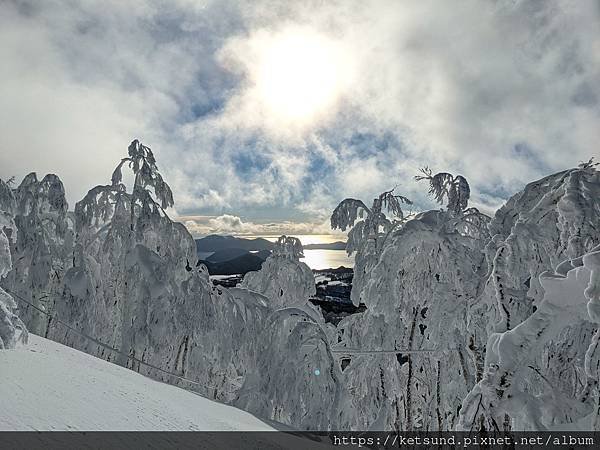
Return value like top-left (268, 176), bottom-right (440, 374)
top-left (206, 247), bottom-right (250, 263)
top-left (196, 235), bottom-right (275, 253)
top-left (303, 241), bottom-right (346, 250)
top-left (201, 252), bottom-right (267, 275)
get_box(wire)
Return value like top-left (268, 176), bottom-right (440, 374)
top-left (331, 349), bottom-right (448, 354)
top-left (5, 286), bottom-right (239, 395)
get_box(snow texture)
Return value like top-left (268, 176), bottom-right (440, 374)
top-left (236, 235), bottom-right (346, 430)
top-left (0, 179), bottom-right (27, 349)
top-left (0, 334), bottom-right (274, 431)
top-left (336, 209), bottom-right (488, 430)
top-left (331, 189), bottom-right (412, 306)
top-left (457, 162), bottom-right (600, 431)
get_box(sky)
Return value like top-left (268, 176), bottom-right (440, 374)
top-left (1, 0), bottom-right (599, 237)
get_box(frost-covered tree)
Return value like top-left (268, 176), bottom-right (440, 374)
top-left (415, 167), bottom-right (489, 238)
top-left (48, 141), bottom-right (250, 398)
top-left (0, 178), bottom-right (28, 349)
top-left (331, 188), bottom-right (412, 306)
top-left (236, 235), bottom-right (348, 428)
top-left (271, 235), bottom-right (304, 259)
top-left (241, 235), bottom-right (314, 309)
top-left (461, 161), bottom-right (600, 431)
top-left (415, 167), bottom-right (471, 215)
top-left (331, 174), bottom-right (493, 430)
top-left (336, 208), bottom-right (488, 430)
top-left (459, 245), bottom-right (600, 431)
top-left (110, 139), bottom-right (174, 228)
top-left (1, 173), bottom-right (72, 336)
top-left (331, 189), bottom-right (412, 253)
top-left (41, 142), bottom-right (285, 417)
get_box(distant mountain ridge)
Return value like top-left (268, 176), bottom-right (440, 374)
top-left (195, 235), bottom-right (348, 275)
top-left (205, 247), bottom-right (249, 263)
top-left (196, 235), bottom-right (275, 253)
top-left (303, 241), bottom-right (346, 250)
top-left (200, 252), bottom-right (268, 275)
top-left (196, 235), bottom-right (347, 253)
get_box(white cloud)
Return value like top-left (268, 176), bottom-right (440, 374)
top-left (1, 0), bottom-right (598, 226)
top-left (179, 214), bottom-right (341, 237)
top-left (216, 24), bottom-right (356, 140)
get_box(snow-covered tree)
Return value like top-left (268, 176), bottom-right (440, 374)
top-left (336, 208), bottom-right (488, 430)
top-left (462, 163), bottom-right (600, 429)
top-left (459, 245), bottom-right (600, 431)
top-left (415, 167), bottom-right (470, 215)
top-left (1, 173), bottom-right (72, 336)
top-left (415, 167), bottom-right (489, 239)
top-left (0, 178), bottom-right (28, 349)
top-left (236, 235), bottom-right (347, 428)
top-left (241, 235), bottom-right (314, 309)
top-left (110, 139), bottom-right (174, 228)
top-left (39, 142), bottom-right (293, 419)
top-left (331, 188), bottom-right (412, 306)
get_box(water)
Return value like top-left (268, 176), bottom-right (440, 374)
top-left (239, 234), bottom-right (354, 270)
top-left (301, 249), bottom-right (354, 270)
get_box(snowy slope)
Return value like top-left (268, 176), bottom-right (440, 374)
top-left (0, 334), bottom-right (275, 431)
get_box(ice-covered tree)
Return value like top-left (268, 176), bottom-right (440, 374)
top-left (459, 245), bottom-right (600, 431)
top-left (241, 235), bottom-right (315, 309)
top-left (236, 235), bottom-right (347, 428)
top-left (331, 188), bottom-right (412, 306)
top-left (460, 161), bottom-right (600, 430)
top-left (331, 189), bottom-right (412, 253)
top-left (44, 141), bottom-right (272, 412)
top-left (1, 173), bottom-right (72, 336)
top-left (415, 167), bottom-right (489, 239)
top-left (110, 139), bottom-right (174, 228)
top-left (53, 141), bottom-right (198, 357)
top-left (415, 167), bottom-right (471, 215)
top-left (336, 207), bottom-right (488, 430)
top-left (0, 178), bottom-right (28, 349)
top-left (333, 173), bottom-right (493, 430)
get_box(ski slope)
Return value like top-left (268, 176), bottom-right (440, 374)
top-left (0, 334), bottom-right (275, 431)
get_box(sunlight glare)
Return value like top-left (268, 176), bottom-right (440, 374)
top-left (254, 29), bottom-right (354, 125)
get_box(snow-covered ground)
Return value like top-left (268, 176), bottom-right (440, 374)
top-left (0, 334), bottom-right (275, 431)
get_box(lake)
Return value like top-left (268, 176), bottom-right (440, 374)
top-left (301, 249), bottom-right (354, 270)
top-left (239, 234), bottom-right (355, 270)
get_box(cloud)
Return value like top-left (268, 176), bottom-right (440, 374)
top-left (180, 214), bottom-right (341, 237)
top-left (216, 24), bottom-right (356, 140)
top-left (1, 0), bottom-right (598, 232)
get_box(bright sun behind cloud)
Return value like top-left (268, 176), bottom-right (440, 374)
top-left (221, 26), bottom-right (356, 134)
top-left (254, 31), bottom-right (353, 123)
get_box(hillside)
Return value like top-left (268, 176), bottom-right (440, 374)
top-left (202, 252), bottom-right (267, 275)
top-left (303, 241), bottom-right (346, 250)
top-left (196, 235), bottom-right (275, 253)
top-left (0, 335), bottom-right (275, 431)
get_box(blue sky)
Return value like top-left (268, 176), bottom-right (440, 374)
top-left (1, 0), bottom-right (599, 236)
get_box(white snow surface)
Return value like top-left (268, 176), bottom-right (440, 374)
top-left (0, 334), bottom-right (275, 431)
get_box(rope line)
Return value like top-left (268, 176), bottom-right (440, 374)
top-left (5, 287), bottom-right (239, 394)
top-left (331, 349), bottom-right (455, 354)
top-left (6, 287), bottom-right (458, 399)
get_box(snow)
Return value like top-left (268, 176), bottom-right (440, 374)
top-left (2, 142), bottom-right (599, 432)
top-left (0, 179), bottom-right (27, 349)
top-left (456, 161), bottom-right (600, 431)
top-left (458, 245), bottom-right (600, 430)
top-left (0, 334), bottom-right (275, 431)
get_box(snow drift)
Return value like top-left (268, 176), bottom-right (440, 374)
top-left (0, 334), bottom-right (275, 431)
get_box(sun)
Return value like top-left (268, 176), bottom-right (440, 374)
top-left (253, 29), bottom-right (354, 125)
